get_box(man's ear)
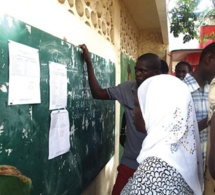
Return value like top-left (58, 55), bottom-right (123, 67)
top-left (205, 53), bottom-right (215, 65)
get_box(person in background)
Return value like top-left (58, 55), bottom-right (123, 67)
top-left (79, 44), bottom-right (161, 195)
top-left (182, 42), bottom-right (215, 194)
top-left (160, 59), bottom-right (169, 74)
top-left (175, 61), bottom-right (192, 80)
top-left (121, 75), bottom-right (203, 195)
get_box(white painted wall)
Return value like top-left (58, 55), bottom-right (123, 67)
top-left (0, 0), bottom-right (116, 62)
top-left (169, 33), bottom-right (199, 52)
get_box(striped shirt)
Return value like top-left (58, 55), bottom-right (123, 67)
top-left (183, 73), bottom-right (209, 166)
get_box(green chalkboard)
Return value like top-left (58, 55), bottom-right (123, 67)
top-left (0, 15), bottom-right (115, 195)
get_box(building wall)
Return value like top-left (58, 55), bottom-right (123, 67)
top-left (0, 0), bottom-right (168, 194)
top-left (120, 2), bottom-right (139, 61)
top-left (139, 31), bottom-right (168, 60)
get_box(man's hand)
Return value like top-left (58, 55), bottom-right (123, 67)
top-left (79, 44), bottom-right (91, 63)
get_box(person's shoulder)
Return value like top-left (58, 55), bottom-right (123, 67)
top-left (209, 77), bottom-right (215, 96)
top-left (183, 73), bottom-right (195, 84)
top-left (183, 73), bottom-right (192, 80)
top-left (120, 80), bottom-right (136, 86)
top-left (183, 73), bottom-right (200, 93)
top-left (211, 77), bottom-right (215, 87)
top-left (118, 80), bottom-right (137, 91)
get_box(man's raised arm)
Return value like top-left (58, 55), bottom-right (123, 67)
top-left (79, 44), bottom-right (109, 99)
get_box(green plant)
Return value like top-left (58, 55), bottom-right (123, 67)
top-left (201, 31), bottom-right (215, 43)
top-left (169, 0), bottom-right (215, 43)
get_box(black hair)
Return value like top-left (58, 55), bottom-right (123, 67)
top-left (160, 60), bottom-right (169, 74)
top-left (137, 53), bottom-right (161, 69)
top-left (175, 61), bottom-right (192, 72)
top-left (200, 42), bottom-right (215, 62)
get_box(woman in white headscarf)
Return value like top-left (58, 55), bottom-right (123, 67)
top-left (121, 75), bottom-right (203, 195)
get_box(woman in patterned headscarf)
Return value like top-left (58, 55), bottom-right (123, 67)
top-left (121, 75), bottom-right (203, 195)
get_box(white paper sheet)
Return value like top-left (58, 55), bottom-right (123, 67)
top-left (8, 40), bottom-right (41, 105)
top-left (48, 109), bottom-right (70, 160)
top-left (49, 62), bottom-right (67, 110)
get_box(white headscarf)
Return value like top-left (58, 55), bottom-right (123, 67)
top-left (137, 75), bottom-right (203, 195)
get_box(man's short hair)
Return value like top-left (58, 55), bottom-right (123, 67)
top-left (137, 53), bottom-right (161, 70)
top-left (200, 42), bottom-right (215, 62)
top-left (175, 61), bottom-right (192, 72)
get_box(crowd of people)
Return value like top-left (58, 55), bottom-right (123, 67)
top-left (79, 42), bottom-right (215, 195)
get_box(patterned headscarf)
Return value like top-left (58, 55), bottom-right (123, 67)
top-left (137, 75), bottom-right (203, 195)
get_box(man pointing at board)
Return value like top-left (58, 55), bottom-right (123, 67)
top-left (79, 44), bottom-right (161, 195)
